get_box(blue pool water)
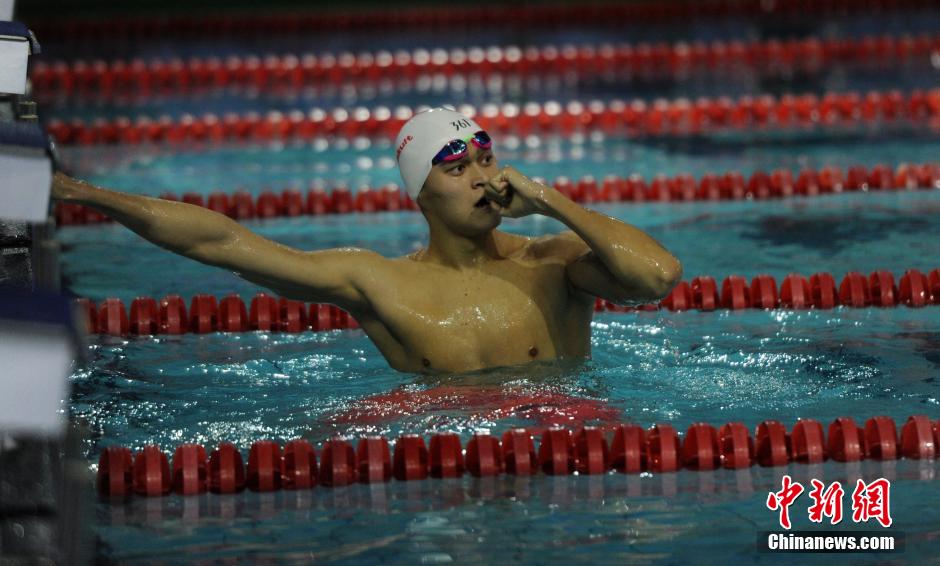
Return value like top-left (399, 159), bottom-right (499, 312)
top-left (59, 132), bottom-right (940, 199)
top-left (60, 168), bottom-right (940, 562)
top-left (40, 5), bottom-right (940, 562)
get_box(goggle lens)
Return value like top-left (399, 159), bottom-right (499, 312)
top-left (431, 131), bottom-right (492, 165)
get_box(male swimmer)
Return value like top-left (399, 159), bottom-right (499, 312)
top-left (52, 107), bottom-right (682, 374)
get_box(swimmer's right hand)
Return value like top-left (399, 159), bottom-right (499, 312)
top-left (485, 165), bottom-right (555, 218)
top-left (51, 172), bottom-right (83, 202)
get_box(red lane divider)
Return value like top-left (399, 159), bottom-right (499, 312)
top-left (629, 268), bottom-right (939, 312)
top-left (73, 267), bottom-right (940, 337)
top-left (35, 0), bottom-right (934, 45)
top-left (31, 34), bottom-right (940, 101)
top-left (97, 414), bottom-right (940, 499)
top-left (44, 88), bottom-right (940, 146)
top-left (76, 293), bottom-right (360, 336)
top-left (53, 161), bottom-right (940, 227)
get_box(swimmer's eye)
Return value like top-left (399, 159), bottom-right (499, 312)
top-left (447, 163), bottom-right (466, 175)
top-left (479, 152), bottom-right (494, 166)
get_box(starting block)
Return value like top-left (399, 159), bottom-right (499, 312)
top-left (0, 120), bottom-right (54, 222)
top-left (0, 287), bottom-right (81, 436)
top-left (0, 20), bottom-right (39, 95)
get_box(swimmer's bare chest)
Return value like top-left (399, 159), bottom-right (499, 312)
top-left (354, 250), bottom-right (594, 373)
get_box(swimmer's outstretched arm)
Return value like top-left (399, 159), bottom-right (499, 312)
top-left (51, 173), bottom-right (382, 309)
top-left (486, 166), bottom-right (682, 304)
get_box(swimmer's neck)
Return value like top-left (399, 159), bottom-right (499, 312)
top-left (415, 227), bottom-right (506, 269)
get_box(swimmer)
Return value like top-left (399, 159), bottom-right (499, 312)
top-left (52, 107), bottom-right (682, 373)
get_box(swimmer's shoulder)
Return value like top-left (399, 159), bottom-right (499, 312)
top-left (495, 230), bottom-right (531, 257)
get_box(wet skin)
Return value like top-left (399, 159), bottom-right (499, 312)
top-left (52, 143), bottom-right (681, 374)
top-left (358, 228), bottom-right (596, 372)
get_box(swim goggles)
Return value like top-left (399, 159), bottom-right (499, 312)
top-left (430, 130), bottom-right (493, 166)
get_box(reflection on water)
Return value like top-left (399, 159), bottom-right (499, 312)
top-left (95, 458), bottom-right (940, 563)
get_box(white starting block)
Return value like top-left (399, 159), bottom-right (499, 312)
top-left (0, 288), bottom-right (81, 436)
top-left (0, 120), bottom-right (54, 222)
top-left (0, 20), bottom-right (38, 95)
top-left (0, 1), bottom-right (14, 21)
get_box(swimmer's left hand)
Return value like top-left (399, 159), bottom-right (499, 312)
top-left (485, 166), bottom-right (555, 218)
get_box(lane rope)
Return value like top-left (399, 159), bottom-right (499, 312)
top-left (96, 414), bottom-right (940, 498)
top-left (54, 161), bottom-right (940, 226)
top-left (44, 88), bottom-right (940, 146)
top-left (75, 268), bottom-right (940, 337)
top-left (31, 33), bottom-right (940, 103)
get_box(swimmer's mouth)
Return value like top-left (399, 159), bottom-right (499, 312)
top-left (474, 196), bottom-right (491, 208)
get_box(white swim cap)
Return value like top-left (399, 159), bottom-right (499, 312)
top-left (395, 107), bottom-right (487, 199)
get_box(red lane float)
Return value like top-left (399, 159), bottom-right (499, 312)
top-left (780, 274), bottom-right (811, 309)
top-left (172, 444), bottom-right (207, 496)
top-left (465, 434), bottom-right (503, 477)
top-left (76, 266), bottom-right (940, 338)
top-left (318, 438), bottom-right (356, 487)
top-left (538, 428), bottom-right (575, 475)
top-left (900, 415), bottom-right (936, 460)
top-left (99, 414), bottom-right (939, 499)
top-left (159, 295), bottom-right (186, 334)
top-left (690, 276), bottom-right (719, 311)
top-left (429, 433), bottom-right (465, 478)
top-left (610, 424), bottom-right (645, 473)
top-left (208, 442), bottom-right (246, 494)
top-left (45, 89), bottom-right (940, 147)
top-left (864, 416), bottom-right (899, 461)
top-left (55, 161), bottom-right (940, 227)
top-left (132, 445), bottom-right (171, 497)
top-left (393, 435), bottom-right (429, 481)
top-left (502, 428), bottom-right (538, 476)
top-left (718, 422), bottom-right (754, 469)
top-left (129, 297), bottom-right (158, 335)
top-left (80, 293), bottom-right (361, 335)
top-left (357, 437), bottom-right (391, 484)
top-left (34, 34), bottom-right (940, 103)
top-left (681, 423), bottom-right (720, 470)
top-left (247, 440), bottom-right (283, 492)
top-left (791, 419), bottom-right (826, 464)
top-left (828, 417), bottom-right (865, 462)
top-left (97, 446), bottom-right (133, 497)
top-left (282, 439), bottom-right (318, 490)
top-left (755, 420), bottom-right (790, 467)
top-left (574, 427), bottom-right (609, 475)
top-left (646, 424), bottom-right (680, 473)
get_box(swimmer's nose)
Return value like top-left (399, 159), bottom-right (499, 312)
top-left (470, 166), bottom-right (489, 191)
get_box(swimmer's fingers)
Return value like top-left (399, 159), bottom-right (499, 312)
top-left (500, 166), bottom-right (530, 189)
top-left (489, 166), bottom-right (542, 218)
top-left (491, 186), bottom-right (528, 218)
top-left (485, 177), bottom-right (511, 207)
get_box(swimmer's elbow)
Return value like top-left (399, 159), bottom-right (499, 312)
top-left (666, 258), bottom-right (683, 288)
top-left (651, 258), bottom-right (683, 300)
